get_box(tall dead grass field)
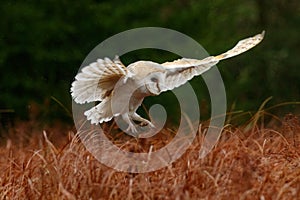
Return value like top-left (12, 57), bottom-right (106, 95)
top-left (1, 114), bottom-right (300, 199)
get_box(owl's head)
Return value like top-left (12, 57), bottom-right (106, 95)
top-left (144, 71), bottom-right (166, 95)
top-left (128, 61), bottom-right (167, 96)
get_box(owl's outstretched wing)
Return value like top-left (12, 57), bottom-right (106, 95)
top-left (160, 31), bottom-right (265, 92)
top-left (71, 56), bottom-right (131, 104)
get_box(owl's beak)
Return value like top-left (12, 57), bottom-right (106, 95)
top-left (159, 84), bottom-right (168, 92)
top-left (145, 83), bottom-right (160, 95)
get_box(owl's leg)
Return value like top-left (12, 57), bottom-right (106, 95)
top-left (132, 113), bottom-right (155, 128)
top-left (122, 113), bottom-right (138, 134)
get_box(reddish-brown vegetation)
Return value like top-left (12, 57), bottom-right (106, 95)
top-left (1, 114), bottom-right (300, 199)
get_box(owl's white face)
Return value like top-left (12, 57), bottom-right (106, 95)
top-left (144, 72), bottom-right (166, 95)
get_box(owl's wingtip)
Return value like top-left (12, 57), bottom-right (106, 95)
top-left (256, 30), bottom-right (265, 41)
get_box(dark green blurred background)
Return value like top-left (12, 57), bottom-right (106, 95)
top-left (0, 0), bottom-right (299, 124)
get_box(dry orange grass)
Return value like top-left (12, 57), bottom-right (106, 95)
top-left (1, 114), bottom-right (300, 200)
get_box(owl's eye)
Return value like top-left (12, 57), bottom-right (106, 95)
top-left (151, 77), bottom-right (158, 82)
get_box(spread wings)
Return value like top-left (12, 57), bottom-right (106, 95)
top-left (160, 31), bottom-right (265, 92)
top-left (71, 56), bottom-right (131, 104)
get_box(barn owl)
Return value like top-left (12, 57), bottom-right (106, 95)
top-left (71, 31), bottom-right (264, 134)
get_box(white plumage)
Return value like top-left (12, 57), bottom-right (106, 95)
top-left (71, 31), bottom-right (265, 134)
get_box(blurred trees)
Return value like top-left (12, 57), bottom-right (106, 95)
top-left (0, 0), bottom-right (299, 123)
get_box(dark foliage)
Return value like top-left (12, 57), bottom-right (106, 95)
top-left (0, 0), bottom-right (299, 123)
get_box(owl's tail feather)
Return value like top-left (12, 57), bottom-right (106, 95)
top-left (84, 97), bottom-right (113, 125)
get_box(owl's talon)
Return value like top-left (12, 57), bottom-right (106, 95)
top-left (140, 120), bottom-right (155, 128)
top-left (140, 122), bottom-right (147, 127)
top-left (126, 123), bottom-right (138, 134)
top-left (148, 122), bottom-right (155, 128)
